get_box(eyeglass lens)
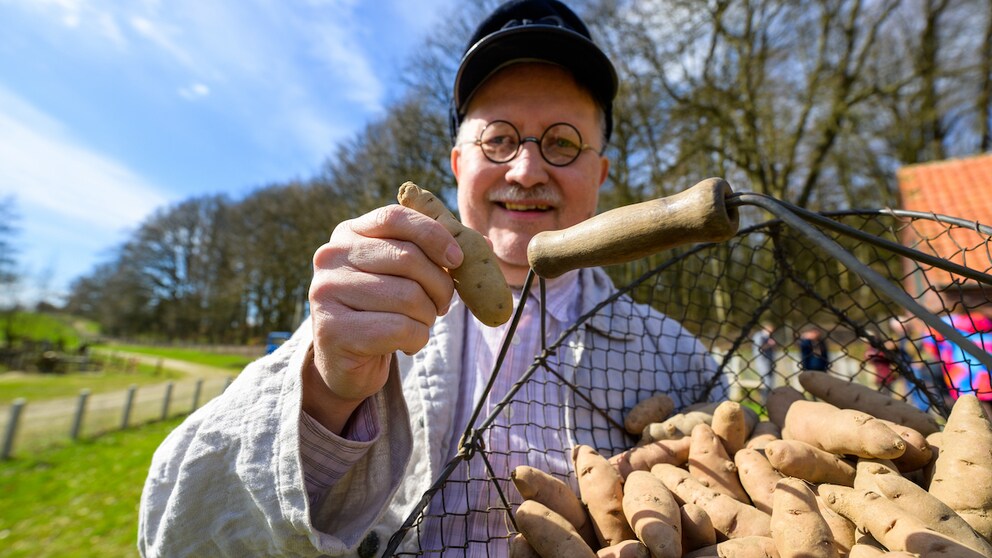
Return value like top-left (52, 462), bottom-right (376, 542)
top-left (477, 121), bottom-right (585, 166)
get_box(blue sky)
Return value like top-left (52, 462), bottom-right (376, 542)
top-left (0, 0), bottom-right (455, 304)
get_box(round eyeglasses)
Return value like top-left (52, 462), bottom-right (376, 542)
top-left (473, 120), bottom-right (599, 167)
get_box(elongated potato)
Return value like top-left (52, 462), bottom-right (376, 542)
top-left (680, 503), bottom-right (716, 552)
top-left (397, 181), bottom-right (512, 326)
top-left (847, 544), bottom-right (885, 558)
top-left (682, 535), bottom-right (779, 558)
top-left (745, 421), bottom-right (781, 451)
top-left (574, 444), bottom-right (637, 547)
top-left (770, 477), bottom-right (837, 558)
top-left (515, 499), bottom-right (597, 558)
top-left (875, 419), bottom-right (932, 472)
top-left (782, 400), bottom-right (905, 459)
top-left (810, 490), bottom-right (856, 557)
top-left (610, 437), bottom-right (691, 480)
top-left (927, 394), bottom-right (992, 540)
top-left (819, 485), bottom-right (985, 557)
top-left (766, 385), bottom-right (805, 430)
top-left (764, 439), bottom-right (856, 486)
top-left (508, 533), bottom-right (541, 558)
top-left (735, 448), bottom-right (784, 514)
top-left (688, 423), bottom-right (751, 504)
top-left (512, 465), bottom-right (598, 548)
top-left (641, 411), bottom-right (713, 444)
top-left (873, 472), bottom-right (992, 556)
top-left (651, 463), bottom-right (771, 540)
top-left (624, 394), bottom-right (676, 436)
top-left (797, 370), bottom-right (940, 435)
top-left (711, 400), bottom-right (751, 455)
top-left (596, 540), bottom-right (651, 558)
top-left (852, 458), bottom-right (899, 493)
top-left (621, 471), bottom-right (682, 558)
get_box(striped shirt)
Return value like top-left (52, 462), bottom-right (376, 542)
top-left (299, 271), bottom-right (582, 555)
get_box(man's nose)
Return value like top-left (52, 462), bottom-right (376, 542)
top-left (505, 140), bottom-right (548, 187)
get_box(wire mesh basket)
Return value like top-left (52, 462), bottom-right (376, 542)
top-left (383, 183), bottom-right (992, 557)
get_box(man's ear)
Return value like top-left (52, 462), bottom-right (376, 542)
top-left (597, 155), bottom-right (610, 189)
top-left (450, 145), bottom-right (462, 181)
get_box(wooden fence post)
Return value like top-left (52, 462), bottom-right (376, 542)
top-left (2, 398), bottom-right (26, 460)
top-left (161, 382), bottom-right (174, 420)
top-left (121, 385), bottom-right (137, 429)
top-left (191, 379), bottom-right (204, 412)
top-left (70, 389), bottom-right (90, 440)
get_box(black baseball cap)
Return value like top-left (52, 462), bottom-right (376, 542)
top-left (450, 0), bottom-right (618, 143)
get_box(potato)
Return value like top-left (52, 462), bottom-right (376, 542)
top-left (875, 419), bottom-right (932, 473)
top-left (688, 423), bottom-right (751, 504)
top-left (764, 439), bottom-right (856, 486)
top-left (512, 465), bottom-right (598, 548)
top-left (515, 499), bottom-right (597, 558)
top-left (624, 394), bottom-right (675, 436)
top-left (508, 533), bottom-right (541, 558)
top-left (651, 463), bottom-right (771, 540)
top-left (745, 421), bottom-right (782, 451)
top-left (621, 471), bottom-right (682, 558)
top-left (766, 385), bottom-right (805, 430)
top-left (770, 477), bottom-right (837, 558)
top-left (735, 448), bottom-right (784, 514)
top-left (872, 472), bottom-right (992, 556)
top-left (781, 400), bottom-right (906, 459)
top-left (641, 411), bottom-right (713, 444)
top-left (810, 489), bottom-right (856, 557)
top-left (927, 394), bottom-right (992, 540)
top-left (574, 444), bottom-right (637, 547)
top-left (710, 400), bottom-right (751, 455)
top-left (596, 540), bottom-right (651, 558)
top-left (396, 181), bottom-right (512, 327)
top-left (610, 437), bottom-right (691, 480)
top-left (852, 458), bottom-right (899, 493)
top-left (797, 370), bottom-right (940, 435)
top-left (681, 535), bottom-right (779, 558)
top-left (679, 503), bottom-right (716, 552)
top-left (819, 485), bottom-right (985, 557)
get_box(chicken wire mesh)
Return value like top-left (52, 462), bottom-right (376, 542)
top-left (383, 193), bottom-right (992, 557)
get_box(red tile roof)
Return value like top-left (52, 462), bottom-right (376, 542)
top-left (897, 153), bottom-right (992, 221)
top-left (896, 153), bottom-right (992, 290)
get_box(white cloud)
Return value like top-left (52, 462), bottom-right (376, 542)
top-left (179, 82), bottom-right (210, 100)
top-left (0, 86), bottom-right (167, 236)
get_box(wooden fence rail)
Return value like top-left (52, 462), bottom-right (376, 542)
top-left (0, 376), bottom-right (234, 459)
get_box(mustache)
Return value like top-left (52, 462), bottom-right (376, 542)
top-left (487, 185), bottom-right (563, 205)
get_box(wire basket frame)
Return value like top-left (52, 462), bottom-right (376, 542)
top-left (383, 195), bottom-right (992, 557)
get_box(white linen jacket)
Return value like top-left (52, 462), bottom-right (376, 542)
top-left (138, 267), bottom-right (724, 557)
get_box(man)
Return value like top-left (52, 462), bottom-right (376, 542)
top-left (751, 323), bottom-right (777, 401)
top-left (799, 327), bottom-right (829, 372)
top-left (138, 1), bottom-right (724, 556)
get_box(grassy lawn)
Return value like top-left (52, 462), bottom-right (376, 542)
top-left (0, 416), bottom-right (184, 558)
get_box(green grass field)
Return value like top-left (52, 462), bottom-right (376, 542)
top-left (1, 311), bottom-right (98, 352)
top-left (0, 416), bottom-right (184, 557)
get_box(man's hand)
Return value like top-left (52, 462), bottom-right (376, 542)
top-left (303, 204), bottom-right (463, 434)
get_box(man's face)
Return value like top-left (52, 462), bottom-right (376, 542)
top-left (451, 63), bottom-right (609, 288)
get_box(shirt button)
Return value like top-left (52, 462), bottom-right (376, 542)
top-left (358, 531), bottom-right (379, 558)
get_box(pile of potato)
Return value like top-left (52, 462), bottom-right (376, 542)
top-left (508, 371), bottom-right (992, 557)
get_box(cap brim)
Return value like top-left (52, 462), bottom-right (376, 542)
top-left (453, 25), bottom-right (618, 116)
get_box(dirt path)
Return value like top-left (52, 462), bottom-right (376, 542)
top-left (1, 353), bottom-right (241, 455)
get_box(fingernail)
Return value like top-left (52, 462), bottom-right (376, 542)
top-left (445, 243), bottom-right (462, 268)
